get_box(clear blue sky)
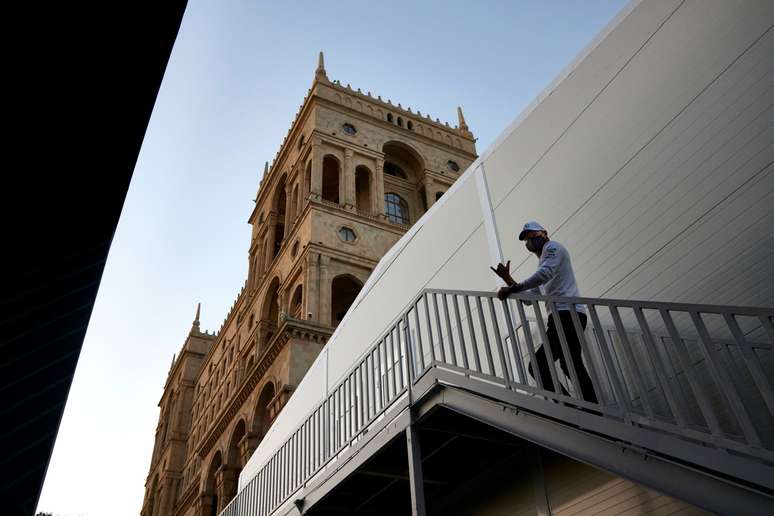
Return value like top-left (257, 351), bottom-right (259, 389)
top-left (37, 1), bottom-right (628, 514)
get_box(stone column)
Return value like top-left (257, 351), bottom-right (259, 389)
top-left (300, 161), bottom-right (311, 212)
top-left (311, 140), bottom-right (323, 199)
top-left (298, 178), bottom-right (305, 218)
top-left (255, 241), bottom-right (265, 283)
top-left (304, 252), bottom-right (319, 322)
top-left (195, 495), bottom-right (215, 516)
top-left (158, 476), bottom-right (179, 516)
top-left (215, 466), bottom-right (237, 511)
top-left (279, 287), bottom-right (289, 322)
top-left (265, 213), bottom-right (277, 269)
top-left (151, 486), bottom-right (162, 516)
top-left (239, 432), bottom-right (261, 466)
top-left (319, 255), bottom-right (331, 326)
top-left (422, 176), bottom-right (435, 209)
top-left (374, 156), bottom-right (386, 220)
top-left (343, 148), bottom-right (355, 210)
top-left (283, 183), bottom-right (292, 232)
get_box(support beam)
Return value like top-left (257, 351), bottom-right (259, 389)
top-left (529, 447), bottom-right (552, 516)
top-left (356, 469), bottom-right (446, 486)
top-left (406, 424), bottom-right (426, 516)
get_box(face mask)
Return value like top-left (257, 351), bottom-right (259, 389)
top-left (525, 236), bottom-right (546, 254)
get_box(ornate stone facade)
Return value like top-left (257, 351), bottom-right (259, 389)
top-left (140, 53), bottom-right (477, 516)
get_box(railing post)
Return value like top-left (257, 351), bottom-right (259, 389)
top-left (475, 296), bottom-right (496, 376)
top-left (502, 298), bottom-right (527, 385)
top-left (567, 306), bottom-right (604, 406)
top-left (432, 293), bottom-right (447, 363)
top-left (441, 294), bottom-right (458, 366)
top-left (451, 295), bottom-right (470, 370)
top-left (403, 314), bottom-right (417, 385)
top-left (546, 301), bottom-right (583, 400)
top-left (423, 293), bottom-right (437, 363)
top-left (464, 295), bottom-right (482, 373)
top-left (487, 296), bottom-right (511, 387)
top-left (609, 305), bottom-right (655, 419)
top-left (531, 301), bottom-right (564, 398)
top-left (514, 299), bottom-right (544, 390)
top-left (588, 305), bottom-right (631, 423)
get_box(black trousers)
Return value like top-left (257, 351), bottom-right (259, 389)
top-left (528, 310), bottom-right (598, 403)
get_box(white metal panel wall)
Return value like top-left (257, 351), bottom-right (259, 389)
top-left (240, 0), bottom-right (774, 489)
top-left (489, 0), bottom-right (774, 307)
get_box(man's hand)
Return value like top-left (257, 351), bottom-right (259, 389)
top-left (497, 283), bottom-right (522, 300)
top-left (490, 260), bottom-right (515, 285)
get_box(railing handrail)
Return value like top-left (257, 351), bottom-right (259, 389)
top-left (220, 288), bottom-right (774, 515)
top-left (425, 288), bottom-right (774, 317)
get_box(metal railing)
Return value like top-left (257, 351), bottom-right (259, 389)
top-left (220, 289), bottom-right (774, 515)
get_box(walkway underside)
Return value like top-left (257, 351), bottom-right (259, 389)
top-left (292, 369), bottom-right (774, 516)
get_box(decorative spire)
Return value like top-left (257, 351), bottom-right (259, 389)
top-left (255, 161), bottom-right (268, 201)
top-left (315, 51), bottom-right (328, 82)
top-left (193, 302), bottom-right (200, 328)
top-left (457, 106), bottom-right (469, 132)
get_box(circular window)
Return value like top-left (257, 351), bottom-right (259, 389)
top-left (342, 123), bottom-right (357, 135)
top-left (446, 160), bottom-right (460, 172)
top-left (338, 227), bottom-right (356, 242)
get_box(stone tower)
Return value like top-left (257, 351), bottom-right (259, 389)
top-left (141, 53), bottom-right (477, 516)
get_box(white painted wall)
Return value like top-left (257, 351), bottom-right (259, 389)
top-left (239, 0), bottom-right (774, 491)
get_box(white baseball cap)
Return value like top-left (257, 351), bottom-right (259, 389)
top-left (518, 221), bottom-right (546, 240)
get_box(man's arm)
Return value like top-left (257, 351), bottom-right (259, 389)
top-left (519, 243), bottom-right (561, 291)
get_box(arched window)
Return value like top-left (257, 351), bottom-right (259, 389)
top-left (407, 121), bottom-right (413, 130)
top-left (397, 117), bottom-right (403, 127)
top-left (273, 175), bottom-right (287, 258)
top-left (384, 193), bottom-right (409, 225)
top-left (254, 382), bottom-right (276, 437)
top-left (224, 420), bottom-right (246, 505)
top-left (331, 275), bottom-right (363, 327)
top-left (386, 113), bottom-right (393, 123)
top-left (204, 452), bottom-right (222, 516)
top-left (322, 155), bottom-right (340, 204)
top-left (298, 134), bottom-right (305, 149)
top-left (382, 141), bottom-right (423, 182)
top-left (383, 162), bottom-right (407, 179)
top-left (355, 166), bottom-right (371, 213)
top-left (290, 284), bottom-right (303, 317)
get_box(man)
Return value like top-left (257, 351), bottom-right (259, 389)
top-left (490, 221), bottom-right (598, 403)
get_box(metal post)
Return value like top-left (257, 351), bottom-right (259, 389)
top-left (406, 424), bottom-right (427, 516)
top-left (529, 447), bottom-right (552, 516)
